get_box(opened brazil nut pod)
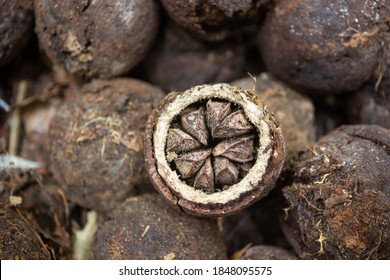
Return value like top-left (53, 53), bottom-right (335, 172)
top-left (144, 84), bottom-right (285, 217)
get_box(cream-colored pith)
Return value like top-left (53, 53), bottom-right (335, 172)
top-left (154, 84), bottom-right (272, 204)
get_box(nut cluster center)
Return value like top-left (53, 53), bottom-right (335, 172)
top-left (166, 99), bottom-right (257, 193)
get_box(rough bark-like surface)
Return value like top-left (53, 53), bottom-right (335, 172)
top-left (49, 78), bottom-right (164, 212)
top-left (0, 0), bottom-right (33, 67)
top-left (161, 0), bottom-right (270, 41)
top-left (34, 0), bottom-right (159, 79)
top-left (240, 245), bottom-right (297, 260)
top-left (142, 22), bottom-right (245, 92)
top-left (282, 125), bottom-right (390, 259)
top-left (258, 0), bottom-right (389, 94)
top-left (0, 201), bottom-right (51, 259)
top-left (93, 194), bottom-right (227, 260)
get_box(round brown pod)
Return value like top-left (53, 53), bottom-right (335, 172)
top-left (240, 245), bottom-right (297, 260)
top-left (48, 78), bottom-right (164, 212)
top-left (258, 0), bottom-right (388, 94)
top-left (142, 21), bottom-right (245, 92)
top-left (92, 194), bottom-right (227, 260)
top-left (34, 0), bottom-right (159, 79)
top-left (282, 125), bottom-right (390, 259)
top-left (160, 0), bottom-right (270, 41)
top-left (348, 74), bottom-right (390, 129)
top-left (0, 0), bottom-right (33, 68)
top-left (144, 84), bottom-right (285, 217)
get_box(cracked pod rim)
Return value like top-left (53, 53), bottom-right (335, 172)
top-left (144, 83), bottom-right (285, 217)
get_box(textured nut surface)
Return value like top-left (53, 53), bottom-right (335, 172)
top-left (34, 0), bottom-right (159, 79)
top-left (142, 21), bottom-right (246, 92)
top-left (258, 0), bottom-right (388, 94)
top-left (282, 125), bottom-right (390, 259)
top-left (145, 83), bottom-right (285, 217)
top-left (240, 245), bottom-right (298, 260)
top-left (347, 76), bottom-right (390, 129)
top-left (160, 0), bottom-right (270, 41)
top-left (0, 0), bottom-right (33, 67)
top-left (0, 201), bottom-right (51, 260)
top-left (93, 194), bottom-right (227, 260)
top-left (49, 78), bottom-right (164, 212)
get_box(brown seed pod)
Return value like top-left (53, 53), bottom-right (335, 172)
top-left (0, 0), bottom-right (33, 68)
top-left (160, 0), bottom-right (270, 42)
top-left (34, 0), bottom-right (159, 79)
top-left (92, 194), bottom-right (227, 260)
top-left (258, 0), bottom-right (389, 94)
top-left (48, 78), bottom-right (164, 212)
top-left (347, 77), bottom-right (390, 129)
top-left (221, 194), bottom-right (290, 256)
top-left (144, 84), bottom-right (285, 217)
top-left (239, 245), bottom-right (298, 260)
top-left (142, 21), bottom-right (245, 92)
top-left (282, 125), bottom-right (390, 259)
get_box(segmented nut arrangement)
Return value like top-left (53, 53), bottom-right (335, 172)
top-left (167, 99), bottom-right (257, 193)
top-left (145, 84), bottom-right (285, 217)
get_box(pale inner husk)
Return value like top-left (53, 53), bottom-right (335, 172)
top-left (154, 84), bottom-right (272, 204)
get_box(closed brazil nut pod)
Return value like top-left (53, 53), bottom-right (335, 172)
top-left (144, 84), bottom-right (285, 217)
top-left (48, 78), bottom-right (165, 212)
top-left (34, 0), bottom-right (159, 79)
top-left (258, 0), bottom-right (388, 94)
